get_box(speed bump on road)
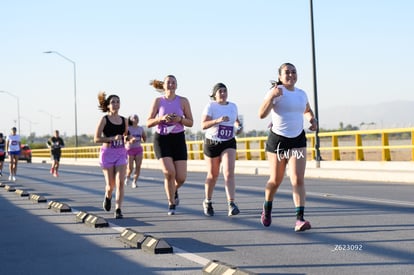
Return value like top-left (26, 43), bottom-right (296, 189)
top-left (119, 228), bottom-right (149, 249)
top-left (84, 213), bottom-right (108, 228)
top-left (47, 201), bottom-right (72, 213)
top-left (15, 189), bottom-right (29, 197)
top-left (29, 194), bottom-right (47, 203)
top-left (0, 182), bottom-right (6, 188)
top-left (203, 260), bottom-right (257, 275)
top-left (75, 211), bottom-right (89, 223)
top-left (5, 185), bottom-right (16, 192)
top-left (142, 236), bottom-right (173, 254)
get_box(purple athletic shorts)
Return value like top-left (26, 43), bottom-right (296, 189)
top-left (127, 146), bottom-right (143, 157)
top-left (99, 147), bottom-right (127, 169)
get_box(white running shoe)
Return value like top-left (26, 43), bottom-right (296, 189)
top-left (12, 176), bottom-right (16, 182)
top-left (132, 181), bottom-right (137, 188)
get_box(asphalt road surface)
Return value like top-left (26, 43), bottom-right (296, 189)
top-left (1, 162), bottom-right (413, 275)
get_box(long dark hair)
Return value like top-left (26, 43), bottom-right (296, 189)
top-left (97, 92), bottom-right (119, 113)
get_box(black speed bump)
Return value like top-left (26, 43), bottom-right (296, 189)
top-left (29, 194), bottom-right (47, 203)
top-left (5, 185), bottom-right (16, 192)
top-left (119, 228), bottom-right (149, 249)
top-left (142, 236), bottom-right (173, 254)
top-left (75, 211), bottom-right (89, 223)
top-left (84, 213), bottom-right (108, 228)
top-left (0, 182), bottom-right (5, 188)
top-left (15, 189), bottom-right (29, 197)
top-left (203, 260), bottom-right (256, 275)
top-left (47, 201), bottom-right (72, 213)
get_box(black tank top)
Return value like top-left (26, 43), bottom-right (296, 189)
top-left (103, 115), bottom-right (126, 137)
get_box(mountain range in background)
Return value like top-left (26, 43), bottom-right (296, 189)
top-left (318, 100), bottom-right (414, 130)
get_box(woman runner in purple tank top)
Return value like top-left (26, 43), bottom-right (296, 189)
top-left (125, 114), bottom-right (147, 188)
top-left (147, 75), bottom-right (194, 215)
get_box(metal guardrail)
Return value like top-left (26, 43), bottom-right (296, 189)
top-left (31, 128), bottom-right (414, 161)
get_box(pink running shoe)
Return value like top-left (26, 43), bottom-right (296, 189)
top-left (295, 220), bottom-right (311, 232)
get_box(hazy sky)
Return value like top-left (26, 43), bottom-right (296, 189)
top-left (1, 0), bottom-right (413, 137)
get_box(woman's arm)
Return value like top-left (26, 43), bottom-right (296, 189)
top-left (303, 102), bottom-right (318, 131)
top-left (180, 97), bottom-right (194, 127)
top-left (258, 86), bottom-right (283, 119)
top-left (146, 98), bottom-right (163, 128)
top-left (93, 117), bottom-right (111, 143)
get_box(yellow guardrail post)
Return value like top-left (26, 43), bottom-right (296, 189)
top-left (381, 132), bottom-right (391, 161)
top-left (332, 135), bottom-right (340, 160)
top-left (259, 139), bottom-right (266, 160)
top-left (355, 134), bottom-right (364, 161)
top-left (309, 135), bottom-right (315, 160)
top-left (188, 143), bottom-right (195, 160)
top-left (245, 139), bottom-right (252, 160)
top-left (199, 142), bottom-right (204, 160)
top-left (412, 130), bottom-right (414, 162)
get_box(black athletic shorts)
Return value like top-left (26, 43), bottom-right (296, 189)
top-left (266, 130), bottom-right (306, 153)
top-left (203, 137), bottom-right (237, 158)
top-left (153, 131), bottom-right (187, 161)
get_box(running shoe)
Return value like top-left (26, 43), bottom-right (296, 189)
top-left (114, 208), bottom-right (123, 219)
top-left (168, 205), bottom-right (176, 216)
top-left (103, 196), bottom-right (111, 212)
top-left (174, 191), bottom-right (180, 206)
top-left (261, 208), bottom-right (272, 227)
top-left (294, 220), bottom-right (311, 232)
top-left (124, 177), bottom-right (130, 186)
top-left (131, 181), bottom-right (137, 188)
top-left (12, 176), bottom-right (16, 182)
top-left (8, 175), bottom-right (12, 181)
top-left (50, 167), bottom-right (54, 174)
top-left (203, 200), bottom-right (214, 216)
top-left (228, 202), bottom-right (240, 216)
top-left (53, 172), bottom-right (59, 178)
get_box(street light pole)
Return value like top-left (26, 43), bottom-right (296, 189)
top-left (0, 90), bottom-right (21, 134)
top-left (43, 51), bottom-right (78, 158)
top-left (309, 0), bottom-right (321, 167)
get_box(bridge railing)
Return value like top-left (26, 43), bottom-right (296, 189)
top-left (32, 127), bottom-right (414, 161)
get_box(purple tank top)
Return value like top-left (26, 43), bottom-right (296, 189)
top-left (127, 126), bottom-right (144, 149)
top-left (156, 96), bottom-right (184, 135)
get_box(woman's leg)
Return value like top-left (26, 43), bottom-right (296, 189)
top-left (221, 148), bottom-right (236, 201)
top-left (159, 157), bottom-right (177, 206)
top-left (261, 152), bottom-right (287, 226)
top-left (115, 164), bottom-right (126, 210)
top-left (133, 154), bottom-right (143, 182)
top-left (287, 147), bottom-right (311, 231)
top-left (204, 155), bottom-right (221, 200)
top-left (288, 147), bottom-right (307, 207)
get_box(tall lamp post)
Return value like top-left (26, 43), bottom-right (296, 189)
top-left (309, 0), bottom-right (321, 167)
top-left (43, 51), bottom-right (78, 158)
top-left (0, 90), bottom-right (21, 134)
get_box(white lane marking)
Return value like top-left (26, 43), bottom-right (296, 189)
top-left (172, 247), bottom-right (210, 266)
